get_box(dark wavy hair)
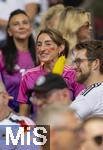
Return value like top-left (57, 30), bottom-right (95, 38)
top-left (2, 9), bottom-right (37, 74)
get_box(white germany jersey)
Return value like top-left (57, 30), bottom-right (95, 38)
top-left (70, 82), bottom-right (103, 120)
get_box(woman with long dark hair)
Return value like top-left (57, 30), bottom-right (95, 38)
top-left (0, 9), bottom-right (37, 112)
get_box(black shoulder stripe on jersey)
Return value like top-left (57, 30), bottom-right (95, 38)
top-left (81, 86), bottom-right (95, 96)
top-left (81, 83), bottom-right (101, 96)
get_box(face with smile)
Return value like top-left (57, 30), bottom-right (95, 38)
top-left (36, 33), bottom-right (62, 64)
top-left (8, 14), bottom-right (32, 40)
top-left (73, 49), bottom-right (93, 84)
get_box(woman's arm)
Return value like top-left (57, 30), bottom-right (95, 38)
top-left (19, 103), bottom-right (30, 116)
top-left (25, 2), bottom-right (40, 22)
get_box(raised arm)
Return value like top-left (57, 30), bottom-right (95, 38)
top-left (25, 1), bottom-right (40, 22)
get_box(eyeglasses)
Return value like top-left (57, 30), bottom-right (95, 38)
top-left (93, 135), bottom-right (103, 146)
top-left (73, 58), bottom-right (95, 67)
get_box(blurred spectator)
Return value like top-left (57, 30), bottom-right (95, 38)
top-left (0, 0), bottom-right (40, 48)
top-left (70, 40), bottom-right (103, 119)
top-left (81, 116), bottom-right (103, 150)
top-left (0, 89), bottom-right (38, 150)
top-left (32, 73), bottom-right (71, 109)
top-left (82, 0), bottom-right (103, 40)
top-left (55, 6), bottom-right (92, 64)
top-left (0, 9), bottom-right (38, 113)
top-left (36, 102), bottom-right (82, 150)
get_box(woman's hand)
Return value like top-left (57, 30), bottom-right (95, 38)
top-left (0, 81), bottom-right (13, 103)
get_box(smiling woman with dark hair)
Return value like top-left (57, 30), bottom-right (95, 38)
top-left (17, 28), bottom-right (84, 116)
top-left (0, 9), bottom-right (37, 113)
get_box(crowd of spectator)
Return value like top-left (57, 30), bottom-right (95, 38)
top-left (0, 0), bottom-right (103, 149)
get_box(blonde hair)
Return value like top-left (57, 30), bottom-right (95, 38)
top-left (56, 6), bottom-right (91, 51)
top-left (40, 6), bottom-right (92, 64)
top-left (41, 4), bottom-right (64, 29)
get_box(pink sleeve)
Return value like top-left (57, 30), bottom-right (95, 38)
top-left (17, 75), bottom-right (29, 104)
top-left (17, 66), bottom-right (45, 104)
top-left (62, 66), bottom-right (85, 100)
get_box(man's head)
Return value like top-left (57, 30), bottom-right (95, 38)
top-left (73, 40), bottom-right (103, 85)
top-left (36, 102), bottom-right (82, 150)
top-left (33, 73), bottom-right (70, 108)
top-left (81, 116), bottom-right (103, 150)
